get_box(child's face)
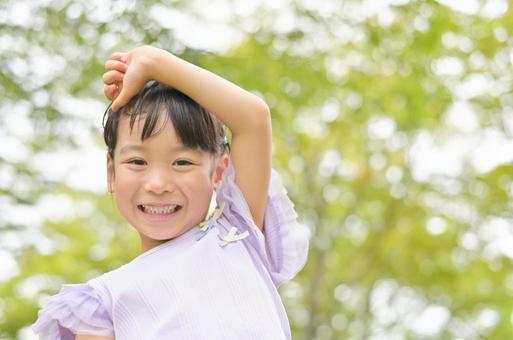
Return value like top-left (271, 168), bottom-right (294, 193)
top-left (107, 115), bottom-right (226, 251)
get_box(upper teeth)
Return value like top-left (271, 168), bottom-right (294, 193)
top-left (142, 204), bottom-right (178, 214)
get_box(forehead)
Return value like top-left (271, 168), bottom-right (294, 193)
top-left (116, 114), bottom-right (180, 147)
top-left (115, 115), bottom-right (212, 160)
top-left (119, 114), bottom-right (171, 137)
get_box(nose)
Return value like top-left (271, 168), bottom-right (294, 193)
top-left (143, 165), bottom-right (175, 194)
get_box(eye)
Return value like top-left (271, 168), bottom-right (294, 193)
top-left (128, 159), bottom-right (147, 166)
top-left (173, 159), bottom-right (193, 166)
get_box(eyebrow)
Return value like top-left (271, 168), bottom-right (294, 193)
top-left (119, 144), bottom-right (145, 154)
top-left (118, 144), bottom-right (193, 155)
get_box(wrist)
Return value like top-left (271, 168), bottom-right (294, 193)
top-left (145, 47), bottom-right (174, 83)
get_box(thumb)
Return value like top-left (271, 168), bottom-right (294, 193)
top-left (110, 71), bottom-right (147, 112)
top-left (111, 89), bottom-right (129, 112)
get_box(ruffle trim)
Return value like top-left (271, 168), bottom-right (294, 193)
top-left (216, 162), bottom-right (309, 287)
top-left (32, 284), bottom-right (114, 340)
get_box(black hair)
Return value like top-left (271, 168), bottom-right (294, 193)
top-left (102, 81), bottom-right (229, 159)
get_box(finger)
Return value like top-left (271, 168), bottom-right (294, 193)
top-left (104, 84), bottom-right (120, 101)
top-left (104, 60), bottom-right (128, 72)
top-left (110, 52), bottom-right (128, 63)
top-left (103, 84), bottom-right (112, 100)
top-left (102, 70), bottom-right (124, 85)
top-left (111, 88), bottom-right (131, 112)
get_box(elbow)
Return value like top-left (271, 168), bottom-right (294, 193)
top-left (235, 94), bottom-right (272, 135)
top-left (253, 97), bottom-right (272, 130)
top-left (257, 96), bottom-right (270, 112)
top-left (257, 97), bottom-right (271, 118)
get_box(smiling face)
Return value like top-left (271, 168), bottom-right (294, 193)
top-left (107, 115), bottom-right (227, 252)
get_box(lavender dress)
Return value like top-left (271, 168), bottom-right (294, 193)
top-left (32, 163), bottom-right (309, 339)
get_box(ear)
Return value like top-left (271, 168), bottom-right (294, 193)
top-left (213, 154), bottom-right (229, 191)
top-left (107, 154), bottom-right (115, 193)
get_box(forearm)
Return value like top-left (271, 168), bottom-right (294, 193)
top-left (149, 49), bottom-right (271, 136)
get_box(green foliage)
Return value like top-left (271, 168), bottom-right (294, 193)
top-left (1, 0), bottom-right (513, 339)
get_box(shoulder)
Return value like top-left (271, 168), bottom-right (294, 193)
top-left (216, 163), bottom-right (310, 287)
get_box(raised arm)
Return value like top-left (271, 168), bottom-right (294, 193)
top-left (103, 46), bottom-right (272, 229)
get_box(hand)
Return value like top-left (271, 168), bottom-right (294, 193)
top-left (103, 52), bottom-right (127, 103)
top-left (103, 46), bottom-right (162, 112)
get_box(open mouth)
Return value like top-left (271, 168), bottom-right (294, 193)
top-left (137, 204), bottom-right (182, 215)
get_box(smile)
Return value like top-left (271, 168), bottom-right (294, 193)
top-left (138, 204), bottom-right (182, 215)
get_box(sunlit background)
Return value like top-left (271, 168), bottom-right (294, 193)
top-left (1, 0), bottom-right (513, 339)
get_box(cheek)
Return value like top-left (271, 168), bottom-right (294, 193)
top-left (181, 172), bottom-right (214, 198)
top-left (112, 168), bottom-right (140, 197)
top-left (114, 167), bottom-right (137, 183)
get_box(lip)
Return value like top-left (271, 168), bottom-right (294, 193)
top-left (139, 202), bottom-right (179, 206)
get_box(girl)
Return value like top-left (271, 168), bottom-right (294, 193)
top-left (32, 45), bottom-right (309, 339)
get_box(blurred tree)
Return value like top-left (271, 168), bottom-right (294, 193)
top-left (1, 0), bottom-right (513, 339)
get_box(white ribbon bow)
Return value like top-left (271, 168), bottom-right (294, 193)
top-left (215, 227), bottom-right (249, 247)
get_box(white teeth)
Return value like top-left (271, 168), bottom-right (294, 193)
top-left (141, 204), bottom-right (178, 215)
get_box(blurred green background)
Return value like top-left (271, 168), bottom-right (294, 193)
top-left (1, 0), bottom-right (513, 339)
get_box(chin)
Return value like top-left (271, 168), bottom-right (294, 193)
top-left (142, 225), bottom-right (192, 241)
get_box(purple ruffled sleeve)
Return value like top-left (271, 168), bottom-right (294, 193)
top-left (32, 283), bottom-right (114, 340)
top-left (216, 162), bottom-right (310, 287)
